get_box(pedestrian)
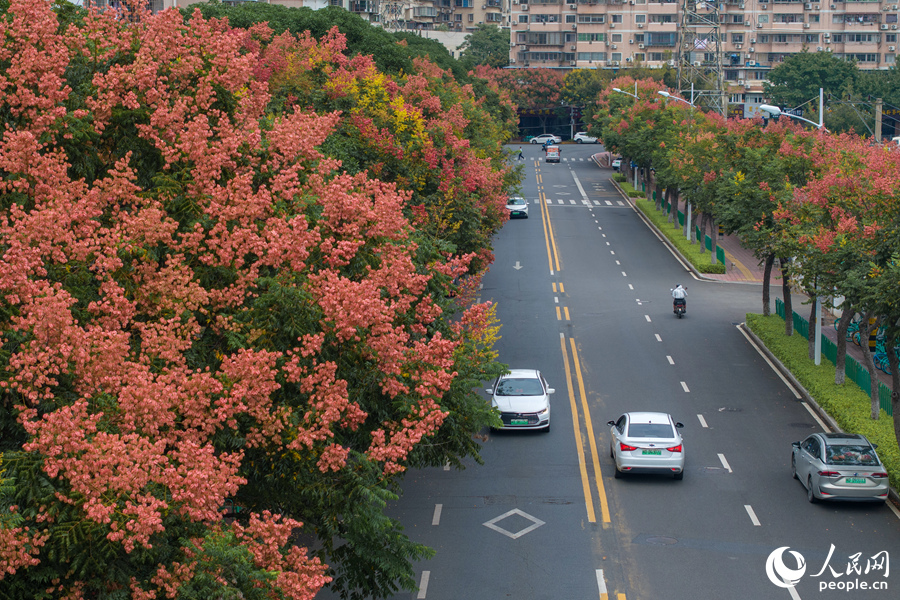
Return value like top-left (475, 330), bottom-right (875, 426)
top-left (517, 146), bottom-right (524, 160)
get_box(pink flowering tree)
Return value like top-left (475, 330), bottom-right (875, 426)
top-left (0, 2), bottom-right (506, 599)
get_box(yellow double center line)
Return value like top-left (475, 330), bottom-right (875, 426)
top-left (537, 180), bottom-right (609, 524)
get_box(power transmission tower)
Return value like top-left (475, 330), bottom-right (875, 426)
top-left (380, 1), bottom-right (410, 32)
top-left (676, 1), bottom-right (727, 116)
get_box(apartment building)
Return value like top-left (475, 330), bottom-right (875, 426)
top-left (509, 0), bottom-right (899, 95)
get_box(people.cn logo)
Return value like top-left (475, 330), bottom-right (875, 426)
top-left (766, 546), bottom-right (808, 588)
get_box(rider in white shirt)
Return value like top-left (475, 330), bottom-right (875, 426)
top-left (672, 284), bottom-right (687, 313)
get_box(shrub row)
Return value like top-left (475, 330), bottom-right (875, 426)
top-left (746, 314), bottom-right (900, 494)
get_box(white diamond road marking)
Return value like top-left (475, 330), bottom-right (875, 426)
top-left (483, 508), bottom-right (546, 539)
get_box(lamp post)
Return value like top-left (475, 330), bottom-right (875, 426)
top-left (612, 85), bottom-right (639, 187)
top-left (760, 88), bottom-right (828, 365)
top-left (658, 90), bottom-right (698, 244)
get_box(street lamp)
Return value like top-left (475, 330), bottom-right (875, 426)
top-left (612, 84), bottom-right (639, 99)
top-left (658, 90), bottom-right (699, 243)
top-left (657, 91), bottom-right (694, 107)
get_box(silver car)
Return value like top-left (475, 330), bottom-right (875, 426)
top-left (791, 433), bottom-right (889, 503)
top-left (485, 369), bottom-right (554, 431)
top-left (608, 412), bottom-right (685, 479)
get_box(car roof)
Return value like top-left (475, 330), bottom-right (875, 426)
top-left (819, 432), bottom-right (869, 444)
top-left (501, 369), bottom-right (540, 379)
top-left (625, 412), bottom-right (672, 424)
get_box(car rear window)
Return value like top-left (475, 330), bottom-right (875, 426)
top-left (627, 423), bottom-right (675, 438)
top-left (825, 444), bottom-right (880, 466)
top-left (496, 378), bottom-right (544, 396)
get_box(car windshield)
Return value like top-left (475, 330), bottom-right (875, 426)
top-left (627, 423), bottom-right (674, 438)
top-left (495, 378), bottom-right (544, 396)
top-left (824, 444), bottom-right (880, 466)
top-left (508, 198), bottom-right (526, 206)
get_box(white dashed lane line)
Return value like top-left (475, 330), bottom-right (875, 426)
top-left (680, 381), bottom-right (690, 392)
top-left (666, 355), bottom-right (674, 365)
top-left (432, 504), bottom-right (442, 526)
top-left (417, 571), bottom-right (430, 598)
top-left (718, 453), bottom-right (732, 473)
top-left (697, 414), bottom-right (708, 428)
top-left (655, 334), bottom-right (662, 342)
top-left (744, 505), bottom-right (761, 526)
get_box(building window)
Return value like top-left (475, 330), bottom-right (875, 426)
top-left (887, 53), bottom-right (896, 64)
top-left (635, 14), bottom-right (646, 23)
top-left (611, 52), bottom-right (622, 61)
top-left (758, 15), bottom-right (769, 23)
top-left (732, 33), bottom-right (744, 43)
top-left (612, 34), bottom-right (623, 42)
top-left (612, 14), bottom-right (623, 23)
top-left (519, 15), bottom-right (529, 23)
top-left (566, 15), bottom-right (576, 23)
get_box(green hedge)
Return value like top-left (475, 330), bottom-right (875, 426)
top-left (746, 313), bottom-right (900, 494)
top-left (630, 195), bottom-right (727, 274)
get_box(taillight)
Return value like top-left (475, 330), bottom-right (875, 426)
top-left (818, 471), bottom-right (840, 477)
top-left (872, 472), bottom-right (889, 479)
top-left (666, 444), bottom-right (682, 453)
top-left (620, 442), bottom-right (637, 452)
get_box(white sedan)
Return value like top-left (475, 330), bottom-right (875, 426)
top-left (530, 134), bottom-right (562, 145)
top-left (485, 369), bottom-right (554, 431)
top-left (608, 412), bottom-right (685, 479)
top-left (574, 132), bottom-right (598, 144)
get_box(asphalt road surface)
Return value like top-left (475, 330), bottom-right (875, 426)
top-left (317, 143), bottom-right (900, 600)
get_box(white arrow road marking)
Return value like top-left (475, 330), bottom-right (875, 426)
top-left (513, 261), bottom-right (522, 270)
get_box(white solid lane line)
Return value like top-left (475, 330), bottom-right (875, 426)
top-left (432, 504), bottom-right (442, 526)
top-left (718, 453), bottom-right (732, 473)
top-left (697, 414), bottom-right (708, 428)
top-left (744, 504), bottom-right (761, 526)
top-left (801, 401), bottom-right (829, 432)
top-left (417, 571), bottom-right (430, 599)
top-left (737, 324), bottom-right (802, 398)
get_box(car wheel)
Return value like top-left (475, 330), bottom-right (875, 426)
top-left (791, 455), bottom-right (798, 479)
top-left (577, 139), bottom-right (583, 144)
top-left (807, 476), bottom-right (818, 503)
top-left (674, 471), bottom-right (684, 481)
top-left (543, 422), bottom-right (550, 433)
top-left (613, 463), bottom-right (622, 479)
top-left (609, 444), bottom-right (614, 459)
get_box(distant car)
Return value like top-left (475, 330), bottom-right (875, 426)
top-left (611, 158), bottom-right (622, 171)
top-left (792, 433), bottom-right (889, 503)
top-left (574, 132), bottom-right (598, 144)
top-left (608, 412), bottom-right (685, 479)
top-left (531, 134), bottom-right (562, 145)
top-left (485, 369), bottom-right (554, 431)
top-left (506, 195), bottom-right (529, 218)
top-left (545, 146), bottom-right (561, 163)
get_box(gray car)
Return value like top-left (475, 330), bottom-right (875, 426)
top-left (608, 412), bottom-right (685, 479)
top-left (791, 432), bottom-right (889, 503)
top-left (485, 369), bottom-right (554, 431)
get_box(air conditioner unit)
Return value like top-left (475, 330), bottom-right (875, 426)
top-left (816, 46), bottom-right (823, 51)
top-left (611, 44), bottom-right (617, 49)
top-left (521, 4), bottom-right (528, 10)
top-left (826, 47), bottom-right (833, 52)
top-left (626, 57), bottom-right (633, 61)
top-left (749, 47), bottom-right (755, 53)
top-left (571, 45), bottom-right (576, 50)
top-left (667, 59), bottom-right (676, 67)
top-left (482, 4), bottom-right (486, 8)
top-left (630, 0), bottom-right (635, 4)
top-left (749, 60), bottom-right (758, 65)
top-left (757, 23), bottom-right (763, 28)
top-left (745, 83), bottom-right (751, 89)
top-left (804, 23), bottom-right (810, 28)
top-left (739, 3), bottom-right (745, 7)
top-left (520, 44), bottom-right (527, 49)
top-left (610, 23), bottom-right (616, 28)
top-left (736, 43), bottom-right (743, 49)
top-left (524, 61), bottom-right (530, 66)
top-left (638, 23), bottom-right (644, 28)
top-left (760, 3), bottom-right (767, 9)
top-left (751, 38), bottom-right (757, 43)
top-left (883, 6), bottom-right (890, 10)
top-left (805, 3), bottom-right (811, 8)
top-left (894, 4), bottom-right (899, 9)
top-left (693, 60), bottom-right (702, 66)
top-left (639, 43), bottom-right (645, 48)
top-left (894, 25), bottom-right (899, 29)
top-left (570, 61), bottom-right (577, 66)
top-left (882, 24), bottom-right (890, 29)
top-left (738, 79), bottom-right (745, 85)
top-left (824, 32), bottom-right (830, 37)
top-left (572, 24), bottom-right (577, 29)
top-left (830, 4), bottom-right (835, 8)
top-left (891, 45), bottom-right (897, 51)
top-left (510, 58), bottom-right (516, 64)
top-left (815, 5), bottom-right (820, 9)
top-left (610, 60), bottom-right (620, 66)
top-left (629, 39), bottom-right (634, 44)
top-left (825, 38), bottom-right (831, 43)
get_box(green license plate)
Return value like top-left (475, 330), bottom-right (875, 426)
top-left (844, 477), bottom-right (867, 484)
top-left (511, 419), bottom-right (528, 425)
top-left (642, 449), bottom-right (662, 456)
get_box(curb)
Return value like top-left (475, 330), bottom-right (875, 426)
top-left (739, 322), bottom-right (900, 507)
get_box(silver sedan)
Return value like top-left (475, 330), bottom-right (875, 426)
top-left (608, 412), bottom-right (685, 479)
top-left (791, 433), bottom-right (889, 503)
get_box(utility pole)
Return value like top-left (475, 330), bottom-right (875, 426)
top-left (676, 1), bottom-right (727, 117)
top-left (875, 98), bottom-right (883, 143)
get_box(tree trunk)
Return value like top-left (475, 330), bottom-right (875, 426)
top-left (781, 259), bottom-right (793, 336)
top-left (671, 189), bottom-right (680, 228)
top-left (698, 213), bottom-right (708, 254)
top-left (709, 217), bottom-right (718, 265)
top-left (808, 295), bottom-right (817, 361)
top-left (857, 311), bottom-right (879, 420)
top-left (762, 254), bottom-right (775, 316)
top-left (834, 307), bottom-right (853, 385)
top-left (888, 330), bottom-right (900, 451)
top-left (654, 183), bottom-right (663, 210)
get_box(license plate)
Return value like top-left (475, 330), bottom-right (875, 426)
top-left (844, 477), bottom-right (867, 484)
top-left (511, 419), bottom-right (528, 425)
top-left (642, 449), bottom-right (662, 455)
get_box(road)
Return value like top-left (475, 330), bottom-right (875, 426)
top-left (318, 143), bottom-right (900, 599)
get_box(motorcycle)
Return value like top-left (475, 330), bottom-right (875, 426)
top-left (673, 298), bottom-right (686, 319)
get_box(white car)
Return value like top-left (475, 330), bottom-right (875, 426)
top-left (608, 412), bottom-right (685, 479)
top-left (530, 134), bottom-right (562, 145)
top-left (506, 195), bottom-right (528, 218)
top-left (612, 158), bottom-right (622, 171)
top-left (573, 132), bottom-right (598, 144)
top-left (485, 369), bottom-right (554, 431)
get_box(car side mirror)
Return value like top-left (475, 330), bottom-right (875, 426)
top-left (791, 441), bottom-right (801, 448)
top-left (675, 422), bottom-right (684, 428)
top-left (485, 389), bottom-right (493, 395)
top-left (547, 388), bottom-right (555, 394)
top-left (607, 420), bottom-right (616, 427)
top-left (873, 443), bottom-right (879, 449)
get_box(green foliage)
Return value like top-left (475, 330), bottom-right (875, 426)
top-left (764, 51), bottom-right (858, 123)
top-left (633, 197), bottom-right (727, 274)
top-left (458, 24), bottom-right (510, 69)
top-left (746, 314), bottom-right (900, 492)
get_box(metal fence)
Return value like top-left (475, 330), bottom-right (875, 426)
top-left (775, 298), bottom-right (893, 416)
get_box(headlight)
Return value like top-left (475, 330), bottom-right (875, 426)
top-left (537, 407), bottom-right (549, 416)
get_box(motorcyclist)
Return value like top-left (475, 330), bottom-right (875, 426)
top-left (672, 284), bottom-right (687, 313)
